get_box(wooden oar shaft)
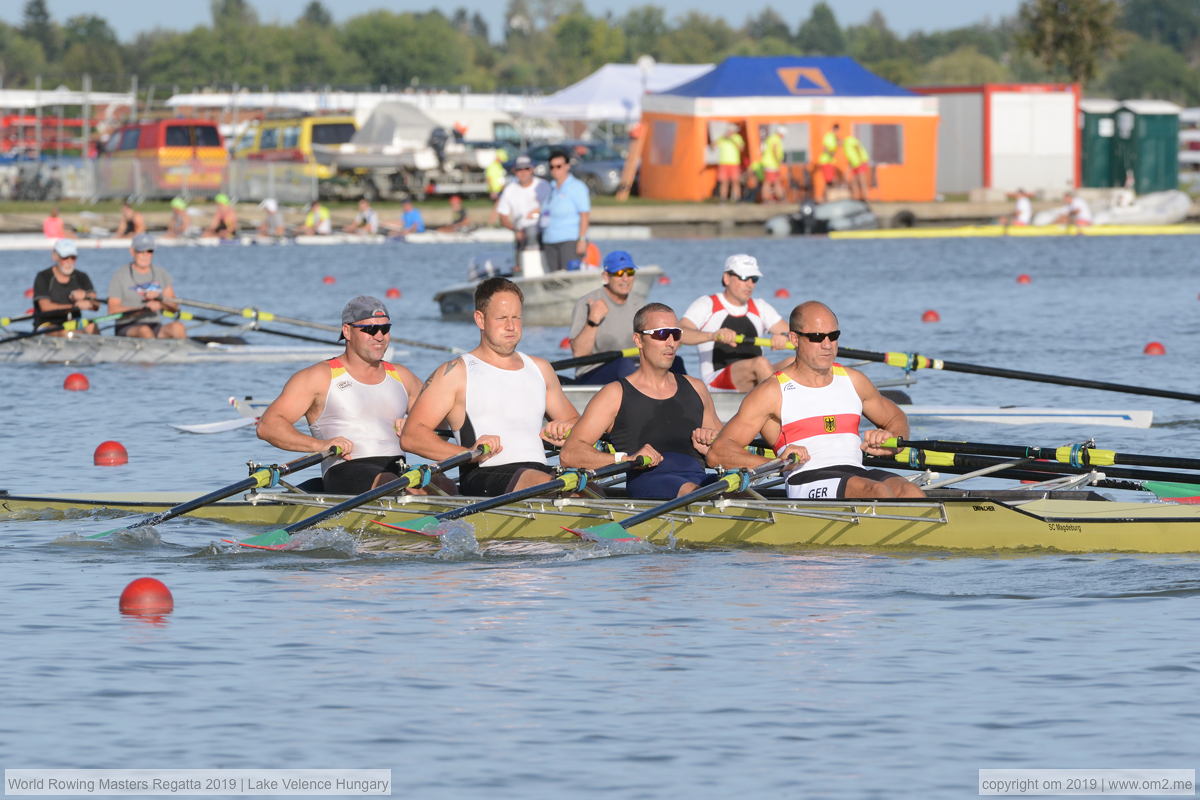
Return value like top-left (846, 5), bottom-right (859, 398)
top-left (550, 347), bottom-right (639, 372)
top-left (892, 438), bottom-right (1200, 473)
top-left (880, 448), bottom-right (1200, 486)
top-left (840, 347), bottom-right (1200, 403)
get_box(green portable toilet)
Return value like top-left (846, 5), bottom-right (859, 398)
top-left (1113, 100), bottom-right (1181, 194)
top-left (1080, 99), bottom-right (1119, 188)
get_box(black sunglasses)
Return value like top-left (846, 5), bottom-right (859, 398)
top-left (349, 323), bottom-right (391, 336)
top-left (793, 329), bottom-right (840, 343)
top-left (639, 327), bottom-right (682, 341)
top-left (726, 271), bottom-right (759, 284)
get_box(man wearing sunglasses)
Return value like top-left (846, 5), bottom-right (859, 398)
top-left (707, 301), bottom-right (925, 500)
top-left (540, 148), bottom-right (590, 273)
top-left (561, 303), bottom-right (721, 499)
top-left (402, 277), bottom-right (580, 497)
top-left (32, 239), bottom-right (100, 335)
top-left (681, 254), bottom-right (792, 391)
top-left (256, 296), bottom-right (424, 495)
top-left (107, 234), bottom-right (186, 339)
top-left (567, 250), bottom-right (668, 384)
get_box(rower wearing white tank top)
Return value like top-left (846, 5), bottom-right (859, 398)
top-left (705, 300), bottom-right (926, 500)
top-left (256, 296), bottom-right (424, 494)
top-left (402, 276), bottom-right (580, 497)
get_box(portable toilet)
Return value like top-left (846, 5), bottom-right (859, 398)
top-left (1079, 98), bottom-right (1119, 188)
top-left (1112, 100), bottom-right (1181, 194)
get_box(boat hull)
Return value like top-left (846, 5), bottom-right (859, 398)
top-left (830, 223), bottom-right (1200, 240)
top-left (6, 490), bottom-right (1200, 554)
top-left (0, 336), bottom-right (378, 365)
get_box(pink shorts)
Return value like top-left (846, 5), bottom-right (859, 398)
top-left (852, 164), bottom-right (870, 176)
top-left (820, 164), bottom-right (836, 182)
top-left (764, 169), bottom-right (781, 181)
top-left (717, 164), bottom-right (740, 181)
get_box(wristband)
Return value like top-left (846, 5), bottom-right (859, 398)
top-left (613, 451), bottom-right (627, 464)
top-left (587, 318), bottom-right (602, 327)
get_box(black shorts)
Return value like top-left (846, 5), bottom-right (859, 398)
top-left (115, 320), bottom-right (162, 337)
top-left (459, 461), bottom-right (554, 497)
top-left (323, 455), bottom-right (405, 495)
top-left (785, 465), bottom-right (901, 499)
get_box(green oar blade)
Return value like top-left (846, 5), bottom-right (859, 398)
top-left (1143, 481), bottom-right (1200, 503)
top-left (565, 521), bottom-right (640, 542)
top-left (370, 516), bottom-right (442, 536)
top-left (232, 528), bottom-right (293, 549)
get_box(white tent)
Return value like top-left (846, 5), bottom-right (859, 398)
top-left (521, 63), bottom-right (713, 123)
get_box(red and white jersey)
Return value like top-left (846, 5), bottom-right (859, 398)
top-left (682, 293), bottom-right (782, 383)
top-left (310, 357), bottom-right (410, 475)
top-left (774, 366), bottom-right (863, 471)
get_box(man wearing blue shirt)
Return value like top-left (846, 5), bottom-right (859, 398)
top-left (389, 199), bottom-right (426, 235)
top-left (540, 148), bottom-right (590, 272)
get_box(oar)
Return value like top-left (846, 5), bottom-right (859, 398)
top-left (1, 312), bottom-right (35, 327)
top-left (162, 310), bottom-right (341, 345)
top-left (564, 456), bottom-right (794, 543)
top-left (371, 456), bottom-right (652, 535)
top-left (886, 437), bottom-right (1200, 473)
top-left (841, 347), bottom-right (1200, 403)
top-left (232, 446), bottom-right (487, 549)
top-left (177, 297), bottom-right (465, 354)
top-left (550, 347), bottom-right (639, 372)
top-left (87, 447), bottom-right (337, 539)
top-left (0, 308), bottom-right (148, 343)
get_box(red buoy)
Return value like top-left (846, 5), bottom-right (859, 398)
top-left (657, 275), bottom-right (670, 285)
top-left (322, 275), bottom-right (336, 285)
top-left (1016, 274), bottom-right (1032, 284)
top-left (63, 372), bottom-right (90, 391)
top-left (23, 287), bottom-right (34, 298)
top-left (774, 288), bottom-right (791, 299)
top-left (1143, 341), bottom-right (1166, 356)
top-left (119, 577), bottom-right (174, 616)
top-left (921, 310), bottom-right (941, 323)
top-left (386, 287), bottom-right (401, 299)
top-left (94, 440), bottom-right (128, 466)
top-left (559, 336), bottom-right (571, 349)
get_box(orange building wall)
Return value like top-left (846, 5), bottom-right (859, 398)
top-left (640, 112), bottom-right (939, 202)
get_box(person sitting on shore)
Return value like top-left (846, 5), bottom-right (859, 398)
top-left (561, 302), bottom-right (721, 500)
top-left (112, 200), bottom-right (145, 238)
top-left (204, 194), bottom-right (238, 239)
top-left (33, 239), bottom-right (99, 335)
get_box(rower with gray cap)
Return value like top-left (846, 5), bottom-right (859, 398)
top-left (107, 233), bottom-right (186, 339)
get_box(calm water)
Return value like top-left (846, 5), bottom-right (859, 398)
top-left (2, 235), bottom-right (1200, 798)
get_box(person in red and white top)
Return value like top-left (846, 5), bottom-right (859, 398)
top-left (680, 254), bottom-right (792, 391)
top-left (706, 300), bottom-right (925, 500)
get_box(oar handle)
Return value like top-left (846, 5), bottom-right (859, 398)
top-left (744, 335), bottom-right (796, 350)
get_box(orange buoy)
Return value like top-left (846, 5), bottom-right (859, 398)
top-left (657, 275), bottom-right (670, 285)
top-left (559, 336), bottom-right (571, 349)
top-left (119, 577), bottom-right (174, 615)
top-left (1143, 341), bottom-right (1166, 356)
top-left (63, 372), bottom-right (90, 391)
top-left (386, 287), bottom-right (401, 299)
top-left (921, 310), bottom-right (941, 323)
top-left (23, 287), bottom-right (33, 298)
top-left (322, 275), bottom-right (336, 285)
top-left (1016, 274), bottom-right (1032, 284)
top-left (774, 288), bottom-right (790, 299)
top-left (94, 440), bottom-right (128, 466)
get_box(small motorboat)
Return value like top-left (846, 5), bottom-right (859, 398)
top-left (765, 199), bottom-right (880, 236)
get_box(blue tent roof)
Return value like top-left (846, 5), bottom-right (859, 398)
top-left (661, 56), bottom-right (914, 98)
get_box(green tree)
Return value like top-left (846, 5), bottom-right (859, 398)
top-left (795, 2), bottom-right (845, 55)
top-left (1017, 0), bottom-right (1119, 83)
top-left (619, 5), bottom-right (668, 60)
top-left (659, 12), bottom-right (736, 63)
top-left (299, 1), bottom-right (333, 27)
top-left (846, 11), bottom-right (904, 63)
top-left (342, 11), bottom-right (470, 88)
top-left (61, 15), bottom-right (124, 81)
top-left (745, 8), bottom-right (791, 42)
top-left (1104, 38), bottom-right (1200, 104)
top-left (918, 45), bottom-right (1011, 84)
top-left (211, 0), bottom-right (258, 29)
top-left (1119, 0), bottom-right (1200, 58)
top-left (0, 22), bottom-right (48, 85)
top-left (547, 12), bottom-right (626, 84)
top-left (21, 0), bottom-right (59, 61)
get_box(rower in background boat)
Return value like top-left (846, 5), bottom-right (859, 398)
top-left (401, 277), bottom-right (580, 497)
top-left (258, 198), bottom-right (286, 237)
top-left (436, 194), bottom-right (473, 234)
top-left (344, 198), bottom-right (380, 235)
top-left (203, 193), bottom-right (238, 239)
top-left (166, 197), bottom-right (191, 237)
top-left (256, 295), bottom-right (426, 494)
top-left (111, 199), bottom-right (146, 238)
top-left (303, 199), bottom-right (332, 235)
top-left (32, 239), bottom-right (99, 335)
top-left (1000, 187), bottom-right (1033, 228)
top-left (681, 254), bottom-right (792, 392)
top-left (561, 302), bottom-right (721, 499)
top-left (707, 300), bottom-right (925, 500)
top-left (1055, 190), bottom-right (1093, 228)
top-left (107, 234), bottom-right (186, 339)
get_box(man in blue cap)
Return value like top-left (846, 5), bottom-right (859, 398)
top-left (567, 250), bottom-right (654, 384)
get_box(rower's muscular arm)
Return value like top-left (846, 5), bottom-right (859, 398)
top-left (535, 357), bottom-right (581, 445)
top-left (559, 382), bottom-right (624, 471)
top-left (401, 358), bottom-right (475, 462)
top-left (851, 368), bottom-right (909, 453)
top-left (257, 363), bottom-right (346, 454)
top-left (391, 364), bottom-right (425, 440)
top-left (706, 380), bottom-right (780, 469)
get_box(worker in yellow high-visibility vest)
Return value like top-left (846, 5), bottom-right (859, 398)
top-left (816, 123), bottom-right (842, 202)
top-left (843, 133), bottom-right (871, 202)
top-left (760, 125), bottom-right (786, 203)
top-left (715, 124), bottom-right (745, 203)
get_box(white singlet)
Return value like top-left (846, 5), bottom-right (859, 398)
top-left (774, 366), bottom-right (864, 475)
top-left (682, 293), bottom-right (783, 384)
top-left (309, 357), bottom-right (409, 475)
top-left (457, 352), bottom-right (548, 467)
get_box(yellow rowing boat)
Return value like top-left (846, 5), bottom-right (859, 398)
top-left (830, 224), bottom-right (1200, 240)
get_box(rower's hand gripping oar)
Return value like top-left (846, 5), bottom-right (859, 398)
top-left (232, 446), bottom-right (488, 549)
top-left (0, 307), bottom-right (150, 344)
top-left (371, 456), bottom-right (653, 536)
top-left (565, 455), bottom-right (797, 543)
top-left (884, 437), bottom-right (1200, 473)
top-left (87, 447), bottom-right (338, 539)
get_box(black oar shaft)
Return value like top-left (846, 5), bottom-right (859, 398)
top-left (550, 348), bottom-right (636, 371)
top-left (439, 458), bottom-right (645, 521)
top-left (883, 449), bottom-right (1200, 486)
top-left (839, 347), bottom-right (1200, 403)
top-left (862, 455), bottom-right (1150, 493)
top-left (167, 310), bottom-right (340, 345)
top-left (896, 438), bottom-right (1200, 473)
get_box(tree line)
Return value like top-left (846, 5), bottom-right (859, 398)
top-left (1, 0), bottom-right (1197, 105)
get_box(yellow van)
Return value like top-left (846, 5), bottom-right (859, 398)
top-left (233, 114), bottom-right (357, 179)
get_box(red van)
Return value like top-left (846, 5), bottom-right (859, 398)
top-left (98, 118), bottom-right (227, 199)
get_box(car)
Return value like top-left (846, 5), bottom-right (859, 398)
top-left (510, 140), bottom-right (632, 195)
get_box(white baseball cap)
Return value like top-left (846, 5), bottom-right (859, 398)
top-left (259, 198), bottom-right (279, 213)
top-left (53, 239), bottom-right (78, 258)
top-left (724, 254), bottom-right (762, 279)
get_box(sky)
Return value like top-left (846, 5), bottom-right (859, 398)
top-left (8, 0), bottom-right (1025, 42)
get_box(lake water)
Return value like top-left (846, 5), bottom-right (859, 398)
top-left (2, 234), bottom-right (1199, 799)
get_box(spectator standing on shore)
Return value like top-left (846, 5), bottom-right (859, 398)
top-left (541, 148), bottom-right (590, 272)
top-left (496, 154), bottom-right (549, 266)
top-left (42, 208), bottom-right (73, 239)
top-left (816, 123), bottom-right (843, 202)
top-left (715, 124), bottom-right (745, 203)
top-left (843, 131), bottom-right (871, 202)
top-left (33, 239), bottom-right (99, 334)
top-left (760, 125), bottom-right (786, 203)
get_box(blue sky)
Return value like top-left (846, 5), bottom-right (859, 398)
top-left (10, 0), bottom-right (1024, 42)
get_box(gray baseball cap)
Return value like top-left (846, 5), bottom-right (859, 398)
top-left (339, 295), bottom-right (390, 339)
top-left (132, 233), bottom-right (155, 252)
